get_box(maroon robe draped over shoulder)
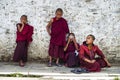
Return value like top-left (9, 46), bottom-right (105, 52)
top-left (13, 23), bottom-right (34, 62)
top-left (79, 41), bottom-right (107, 72)
top-left (49, 17), bottom-right (69, 59)
top-left (16, 23), bottom-right (33, 42)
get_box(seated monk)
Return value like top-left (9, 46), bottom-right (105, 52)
top-left (79, 34), bottom-right (111, 72)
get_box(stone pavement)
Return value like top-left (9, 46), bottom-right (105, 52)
top-left (0, 62), bottom-right (120, 80)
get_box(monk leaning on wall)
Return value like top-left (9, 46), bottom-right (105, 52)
top-left (13, 15), bottom-right (34, 67)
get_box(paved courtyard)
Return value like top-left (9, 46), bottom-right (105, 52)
top-left (0, 62), bottom-right (120, 80)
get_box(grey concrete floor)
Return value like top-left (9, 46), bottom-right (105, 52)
top-left (0, 62), bottom-right (120, 80)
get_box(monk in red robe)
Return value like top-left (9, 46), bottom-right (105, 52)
top-left (64, 33), bottom-right (80, 67)
top-left (79, 34), bottom-right (111, 72)
top-left (46, 8), bottom-right (69, 67)
top-left (13, 15), bottom-right (34, 67)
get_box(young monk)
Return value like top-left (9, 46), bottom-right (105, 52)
top-left (64, 33), bottom-right (80, 67)
top-left (79, 34), bottom-right (111, 72)
top-left (13, 15), bottom-right (34, 67)
top-left (46, 8), bottom-right (69, 67)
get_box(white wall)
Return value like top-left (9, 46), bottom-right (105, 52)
top-left (0, 0), bottom-right (120, 61)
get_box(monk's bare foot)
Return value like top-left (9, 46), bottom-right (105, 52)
top-left (19, 61), bottom-right (25, 67)
top-left (64, 64), bottom-right (68, 67)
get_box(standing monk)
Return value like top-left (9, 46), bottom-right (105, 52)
top-left (79, 34), bottom-right (111, 72)
top-left (46, 8), bottom-right (69, 67)
top-left (13, 15), bottom-right (34, 67)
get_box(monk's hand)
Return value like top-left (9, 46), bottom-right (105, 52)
top-left (107, 62), bottom-right (111, 67)
top-left (73, 38), bottom-right (77, 43)
top-left (90, 60), bottom-right (96, 63)
top-left (84, 58), bottom-right (95, 64)
top-left (50, 18), bottom-right (53, 23)
top-left (67, 38), bottom-right (71, 44)
top-left (21, 21), bottom-right (24, 27)
top-left (104, 58), bottom-right (111, 67)
top-left (27, 41), bottom-right (32, 47)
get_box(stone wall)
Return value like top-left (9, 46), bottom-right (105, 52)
top-left (0, 0), bottom-right (120, 62)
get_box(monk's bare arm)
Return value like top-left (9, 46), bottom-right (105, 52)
top-left (73, 38), bottom-right (79, 51)
top-left (64, 42), bottom-right (69, 51)
top-left (84, 58), bottom-right (95, 63)
top-left (46, 19), bottom-right (53, 35)
top-left (104, 58), bottom-right (111, 67)
top-left (96, 46), bottom-right (111, 67)
top-left (64, 39), bottom-right (70, 51)
top-left (18, 23), bottom-right (24, 32)
top-left (46, 22), bottom-right (51, 35)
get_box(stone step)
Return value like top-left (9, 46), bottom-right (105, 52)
top-left (0, 72), bottom-right (120, 80)
top-left (0, 72), bottom-right (120, 76)
top-left (0, 77), bottom-right (39, 80)
top-left (0, 77), bottom-right (119, 80)
top-left (43, 76), bottom-right (120, 80)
